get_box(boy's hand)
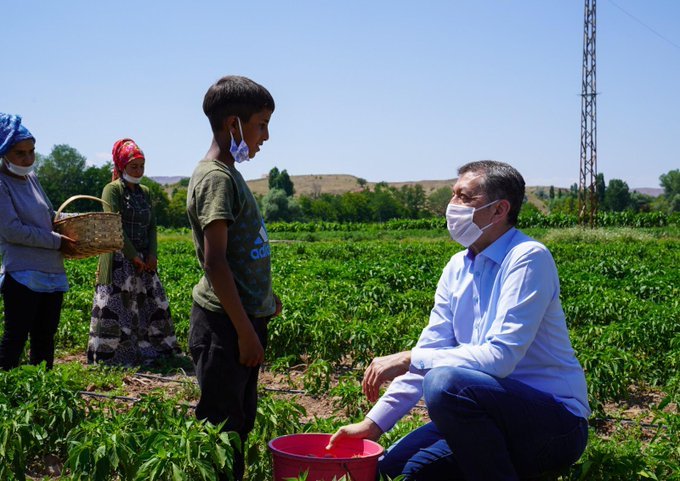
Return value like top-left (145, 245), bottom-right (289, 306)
top-left (273, 294), bottom-right (283, 317)
top-left (238, 330), bottom-right (265, 367)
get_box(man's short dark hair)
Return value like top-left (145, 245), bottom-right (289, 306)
top-left (203, 76), bottom-right (275, 133)
top-left (458, 160), bottom-right (526, 225)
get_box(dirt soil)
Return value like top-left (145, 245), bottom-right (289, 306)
top-left (57, 353), bottom-right (674, 430)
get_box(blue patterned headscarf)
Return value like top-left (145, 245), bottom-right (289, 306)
top-left (0, 113), bottom-right (35, 156)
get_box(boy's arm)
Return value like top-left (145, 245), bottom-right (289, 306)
top-left (203, 219), bottom-right (264, 367)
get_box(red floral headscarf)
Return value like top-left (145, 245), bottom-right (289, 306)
top-left (112, 138), bottom-right (144, 180)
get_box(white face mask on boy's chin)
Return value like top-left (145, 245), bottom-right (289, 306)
top-left (229, 117), bottom-right (250, 163)
top-left (2, 157), bottom-right (35, 176)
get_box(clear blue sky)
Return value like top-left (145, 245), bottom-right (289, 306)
top-left (3, 0), bottom-right (679, 189)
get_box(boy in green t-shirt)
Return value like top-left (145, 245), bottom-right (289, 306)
top-left (186, 75), bottom-right (282, 481)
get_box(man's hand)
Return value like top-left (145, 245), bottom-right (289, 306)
top-left (238, 329), bottom-right (265, 367)
top-left (326, 418), bottom-right (383, 450)
top-left (58, 235), bottom-right (78, 256)
top-left (362, 351), bottom-right (411, 403)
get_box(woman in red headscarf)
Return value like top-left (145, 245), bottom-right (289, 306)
top-left (88, 138), bottom-right (179, 366)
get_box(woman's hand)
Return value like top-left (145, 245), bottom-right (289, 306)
top-left (326, 418), bottom-right (383, 450)
top-left (132, 256), bottom-right (146, 273)
top-left (145, 254), bottom-right (158, 272)
top-left (362, 351), bottom-right (411, 403)
top-left (58, 235), bottom-right (78, 256)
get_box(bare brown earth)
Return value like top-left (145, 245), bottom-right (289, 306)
top-left (54, 353), bottom-right (675, 430)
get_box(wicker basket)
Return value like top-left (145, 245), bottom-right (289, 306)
top-left (53, 195), bottom-right (124, 260)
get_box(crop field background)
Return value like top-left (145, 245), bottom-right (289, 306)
top-left (1, 223), bottom-right (679, 480)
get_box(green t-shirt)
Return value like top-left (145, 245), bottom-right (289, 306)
top-left (186, 159), bottom-right (275, 317)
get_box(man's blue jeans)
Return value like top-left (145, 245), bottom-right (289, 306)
top-left (379, 367), bottom-right (588, 480)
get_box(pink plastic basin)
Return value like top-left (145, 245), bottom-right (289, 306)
top-left (269, 433), bottom-right (384, 481)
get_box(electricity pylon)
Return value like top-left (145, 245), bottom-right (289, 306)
top-left (579, 0), bottom-right (598, 227)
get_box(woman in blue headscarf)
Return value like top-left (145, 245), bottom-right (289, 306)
top-left (0, 113), bottom-right (78, 370)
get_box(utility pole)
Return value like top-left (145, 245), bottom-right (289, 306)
top-left (579, 0), bottom-right (598, 227)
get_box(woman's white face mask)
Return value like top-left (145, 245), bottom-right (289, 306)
top-left (122, 172), bottom-right (143, 184)
top-left (445, 200), bottom-right (499, 247)
top-left (2, 157), bottom-right (34, 176)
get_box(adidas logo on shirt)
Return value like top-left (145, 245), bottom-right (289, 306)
top-left (250, 223), bottom-right (271, 260)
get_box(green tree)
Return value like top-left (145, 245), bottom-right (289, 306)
top-left (299, 193), bottom-right (338, 221)
top-left (167, 187), bottom-right (189, 227)
top-left (595, 173), bottom-right (606, 205)
top-left (268, 167), bottom-right (295, 197)
top-left (36, 145), bottom-right (113, 212)
top-left (370, 185), bottom-right (405, 222)
top-left (141, 177), bottom-right (171, 226)
top-left (262, 188), bottom-right (301, 222)
top-left (36, 144), bottom-right (88, 210)
top-left (603, 179), bottom-right (631, 212)
top-left (427, 186), bottom-right (453, 216)
top-left (520, 202), bottom-right (541, 216)
top-left (395, 184), bottom-right (427, 218)
top-left (549, 185), bottom-right (555, 201)
top-left (660, 169), bottom-right (680, 196)
top-left (671, 195), bottom-right (680, 213)
top-left (550, 195), bottom-right (578, 215)
top-left (267, 167), bottom-right (280, 189)
top-left (569, 183), bottom-right (578, 198)
top-left (659, 169), bottom-right (680, 212)
top-left (629, 191), bottom-right (654, 213)
top-left (338, 192), bottom-right (372, 222)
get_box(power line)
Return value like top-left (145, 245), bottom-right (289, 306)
top-left (608, 0), bottom-right (680, 51)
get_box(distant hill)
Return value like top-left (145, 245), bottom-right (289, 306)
top-left (632, 187), bottom-right (663, 197)
top-left (150, 174), bottom-right (456, 195)
top-left (246, 174), bottom-right (456, 197)
top-left (151, 176), bottom-right (188, 185)
top-left (151, 174), bottom-right (663, 209)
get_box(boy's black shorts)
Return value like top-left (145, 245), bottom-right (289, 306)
top-left (188, 301), bottom-right (269, 439)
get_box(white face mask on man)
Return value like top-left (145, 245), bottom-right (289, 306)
top-left (445, 200), bottom-right (499, 247)
top-left (2, 156), bottom-right (35, 176)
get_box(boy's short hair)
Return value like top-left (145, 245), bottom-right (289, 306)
top-left (458, 160), bottom-right (526, 225)
top-left (203, 76), bottom-right (275, 133)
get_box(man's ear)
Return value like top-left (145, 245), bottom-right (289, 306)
top-left (495, 199), bottom-right (512, 221)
